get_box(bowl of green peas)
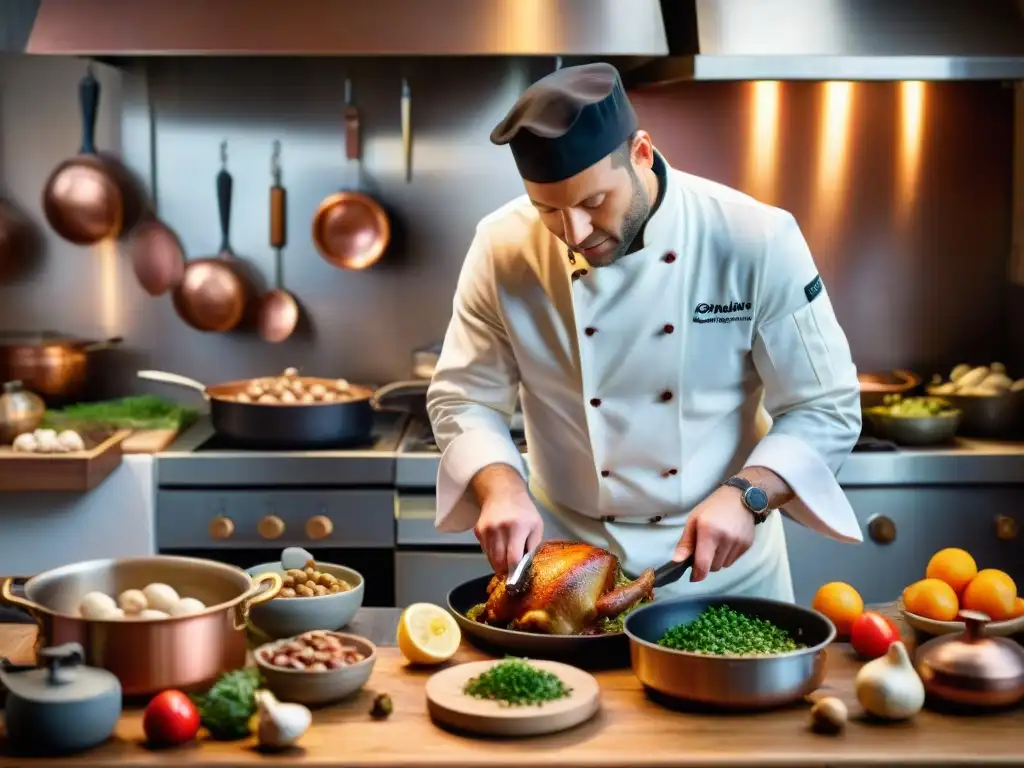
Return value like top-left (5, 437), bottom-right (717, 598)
top-left (863, 394), bottom-right (962, 446)
top-left (624, 596), bottom-right (835, 709)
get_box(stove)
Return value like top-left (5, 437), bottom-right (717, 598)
top-left (395, 417), bottom-right (526, 489)
top-left (157, 412), bottom-right (407, 487)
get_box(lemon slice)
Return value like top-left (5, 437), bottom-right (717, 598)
top-left (397, 603), bottom-right (462, 665)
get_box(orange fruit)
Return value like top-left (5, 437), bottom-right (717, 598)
top-left (1013, 597), bottom-right (1024, 619)
top-left (812, 582), bottom-right (864, 635)
top-left (962, 570), bottom-right (1018, 621)
top-left (902, 578), bottom-right (959, 622)
top-left (925, 548), bottom-right (977, 595)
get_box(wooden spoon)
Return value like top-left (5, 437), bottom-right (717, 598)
top-left (258, 141), bottom-right (299, 343)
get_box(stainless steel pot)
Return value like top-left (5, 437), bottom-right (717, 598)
top-left (624, 596), bottom-right (835, 710)
top-left (0, 556), bottom-right (281, 697)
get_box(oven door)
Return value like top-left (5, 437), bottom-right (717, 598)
top-left (395, 493), bottom-right (488, 607)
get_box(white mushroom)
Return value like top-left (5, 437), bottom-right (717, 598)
top-left (169, 597), bottom-right (207, 616)
top-left (12, 433), bottom-right (37, 452)
top-left (142, 583), bottom-right (180, 613)
top-left (57, 430), bottom-right (86, 453)
top-left (79, 591), bottom-right (118, 619)
top-left (282, 367), bottom-right (299, 377)
top-left (279, 390), bottom-right (297, 403)
top-left (257, 394), bottom-right (279, 404)
top-left (136, 609), bottom-right (170, 620)
top-left (236, 393), bottom-right (252, 403)
top-left (334, 379), bottom-right (351, 392)
top-left (33, 429), bottom-right (60, 454)
top-left (117, 588), bottom-right (148, 614)
top-left (308, 384), bottom-right (327, 399)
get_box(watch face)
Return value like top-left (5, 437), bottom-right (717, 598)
top-left (744, 486), bottom-right (769, 513)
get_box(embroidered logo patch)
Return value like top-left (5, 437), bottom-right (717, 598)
top-left (692, 300), bottom-right (753, 325)
top-left (804, 274), bottom-right (823, 304)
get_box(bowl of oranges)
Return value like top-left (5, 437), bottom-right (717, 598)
top-left (900, 548), bottom-right (1024, 637)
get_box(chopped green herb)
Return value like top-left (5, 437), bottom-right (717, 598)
top-left (657, 605), bottom-right (804, 656)
top-left (42, 395), bottom-right (198, 431)
top-left (190, 667), bottom-right (262, 740)
top-left (463, 657), bottom-right (571, 707)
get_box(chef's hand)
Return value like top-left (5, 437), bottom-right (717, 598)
top-left (672, 486), bottom-right (755, 582)
top-left (475, 486), bottom-right (544, 576)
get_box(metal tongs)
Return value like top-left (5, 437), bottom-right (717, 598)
top-left (650, 554), bottom-right (695, 589)
top-left (504, 543), bottom-right (539, 597)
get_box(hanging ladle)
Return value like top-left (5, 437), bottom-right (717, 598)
top-left (258, 141), bottom-right (299, 343)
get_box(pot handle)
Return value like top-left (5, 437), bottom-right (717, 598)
top-left (370, 379), bottom-right (428, 411)
top-left (81, 337), bottom-right (124, 353)
top-left (1, 578), bottom-right (43, 634)
top-left (137, 370), bottom-right (209, 396)
top-left (234, 572), bottom-right (282, 631)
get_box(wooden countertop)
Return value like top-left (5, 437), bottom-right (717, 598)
top-left (1, 608), bottom-right (1023, 767)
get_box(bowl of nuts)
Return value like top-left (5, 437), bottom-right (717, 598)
top-left (254, 630), bottom-right (377, 706)
top-left (246, 558), bottom-right (365, 639)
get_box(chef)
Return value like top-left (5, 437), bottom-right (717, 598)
top-left (427, 63), bottom-right (863, 601)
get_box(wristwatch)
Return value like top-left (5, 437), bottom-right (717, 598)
top-left (723, 477), bottom-right (771, 524)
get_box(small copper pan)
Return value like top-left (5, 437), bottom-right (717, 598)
top-left (313, 79), bottom-right (391, 271)
top-left (258, 141), bottom-right (299, 343)
top-left (172, 142), bottom-right (249, 333)
top-left (42, 66), bottom-right (142, 246)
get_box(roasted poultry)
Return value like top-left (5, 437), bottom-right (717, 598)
top-left (476, 541), bottom-right (656, 635)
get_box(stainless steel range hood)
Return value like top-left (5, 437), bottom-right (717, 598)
top-left (20, 0), bottom-right (668, 56)
top-left (627, 0), bottom-right (1024, 85)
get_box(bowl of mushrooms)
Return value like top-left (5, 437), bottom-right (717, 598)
top-left (246, 557), bottom-right (365, 639)
top-left (254, 630), bottom-right (377, 705)
top-left (926, 362), bottom-right (1024, 438)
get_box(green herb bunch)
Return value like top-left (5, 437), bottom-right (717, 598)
top-left (463, 657), bottom-right (572, 707)
top-left (190, 667), bottom-right (262, 740)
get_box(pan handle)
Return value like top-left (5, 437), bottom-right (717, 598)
top-left (79, 66), bottom-right (100, 156)
top-left (370, 379), bottom-right (428, 411)
top-left (81, 336), bottom-right (124, 353)
top-left (137, 370), bottom-right (208, 396)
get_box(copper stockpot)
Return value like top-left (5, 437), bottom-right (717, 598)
top-left (0, 333), bottom-right (122, 400)
top-left (0, 556), bottom-right (281, 697)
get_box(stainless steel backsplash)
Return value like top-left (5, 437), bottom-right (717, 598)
top-left (0, 56), bottom-right (1014, 396)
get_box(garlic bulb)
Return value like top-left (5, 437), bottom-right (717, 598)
top-left (855, 641), bottom-right (925, 720)
top-left (255, 689), bottom-right (311, 750)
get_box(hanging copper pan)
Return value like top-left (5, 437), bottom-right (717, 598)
top-left (312, 79), bottom-right (391, 271)
top-left (172, 142), bottom-right (250, 333)
top-left (42, 66), bottom-right (142, 246)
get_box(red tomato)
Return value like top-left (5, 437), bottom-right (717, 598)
top-left (850, 611), bottom-right (900, 659)
top-left (143, 690), bottom-right (200, 746)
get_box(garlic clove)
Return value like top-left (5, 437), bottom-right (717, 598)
top-left (256, 689), bottom-right (312, 749)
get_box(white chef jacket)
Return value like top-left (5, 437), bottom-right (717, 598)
top-left (428, 152), bottom-right (863, 599)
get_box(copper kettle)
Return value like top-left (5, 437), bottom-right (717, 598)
top-left (915, 610), bottom-right (1024, 708)
top-left (0, 380), bottom-right (44, 444)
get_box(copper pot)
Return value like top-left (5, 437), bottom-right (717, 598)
top-left (0, 333), bottom-right (122, 400)
top-left (0, 380), bottom-right (45, 444)
top-left (915, 610), bottom-right (1024, 709)
top-left (0, 556), bottom-right (281, 697)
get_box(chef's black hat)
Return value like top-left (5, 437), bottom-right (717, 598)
top-left (490, 63), bottom-right (638, 184)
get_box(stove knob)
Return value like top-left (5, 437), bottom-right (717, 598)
top-left (306, 515), bottom-right (333, 540)
top-left (209, 516), bottom-right (234, 541)
top-left (996, 515), bottom-right (1019, 541)
top-left (258, 514), bottom-right (285, 540)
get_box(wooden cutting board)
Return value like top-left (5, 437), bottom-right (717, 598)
top-left (122, 428), bottom-right (180, 454)
top-left (425, 659), bottom-right (600, 737)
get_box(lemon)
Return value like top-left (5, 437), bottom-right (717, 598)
top-left (397, 603), bottom-right (461, 665)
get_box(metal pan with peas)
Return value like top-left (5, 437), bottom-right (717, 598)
top-left (624, 596), bottom-right (835, 710)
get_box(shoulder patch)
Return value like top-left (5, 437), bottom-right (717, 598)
top-left (804, 274), bottom-right (823, 303)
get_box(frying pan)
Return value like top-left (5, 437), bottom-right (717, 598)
top-left (258, 141), bottom-right (299, 343)
top-left (313, 79), bottom-right (391, 271)
top-left (127, 217), bottom-right (186, 297)
top-left (43, 66), bottom-right (142, 246)
top-left (172, 142), bottom-right (249, 333)
top-left (137, 369), bottom-right (408, 449)
top-left (447, 575), bottom-right (629, 668)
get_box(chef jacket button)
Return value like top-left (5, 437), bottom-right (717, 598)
top-left (663, 323), bottom-right (675, 334)
top-left (585, 327), bottom-right (597, 336)
top-left (600, 515), bottom-right (616, 523)
top-left (648, 515), bottom-right (664, 523)
top-left (663, 252), bottom-right (677, 263)
top-left (662, 468), bottom-right (679, 478)
top-left (659, 390), bottom-right (674, 402)
top-left (600, 469), bottom-right (610, 478)
top-left (590, 397), bottom-right (602, 407)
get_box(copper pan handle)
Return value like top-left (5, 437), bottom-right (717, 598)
top-left (137, 370), bottom-right (209, 398)
top-left (234, 571), bottom-right (282, 631)
top-left (1, 578), bottom-right (40, 615)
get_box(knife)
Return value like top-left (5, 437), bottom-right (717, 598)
top-left (504, 544), bottom-right (538, 597)
top-left (651, 554), bottom-right (695, 589)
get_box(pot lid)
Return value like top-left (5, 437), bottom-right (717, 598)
top-left (0, 643), bottom-right (121, 704)
top-left (916, 611), bottom-right (1024, 685)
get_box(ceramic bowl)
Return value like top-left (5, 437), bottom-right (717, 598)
top-left (253, 632), bottom-right (377, 706)
top-left (899, 599), bottom-right (1024, 637)
top-left (245, 561), bottom-right (364, 639)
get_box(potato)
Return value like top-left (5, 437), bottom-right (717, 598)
top-left (980, 372), bottom-right (1013, 392)
top-left (1011, 379), bottom-right (1024, 393)
top-left (929, 382), bottom-right (957, 395)
top-left (954, 366), bottom-right (990, 391)
top-left (949, 364), bottom-right (972, 383)
top-left (991, 362), bottom-right (1007, 374)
